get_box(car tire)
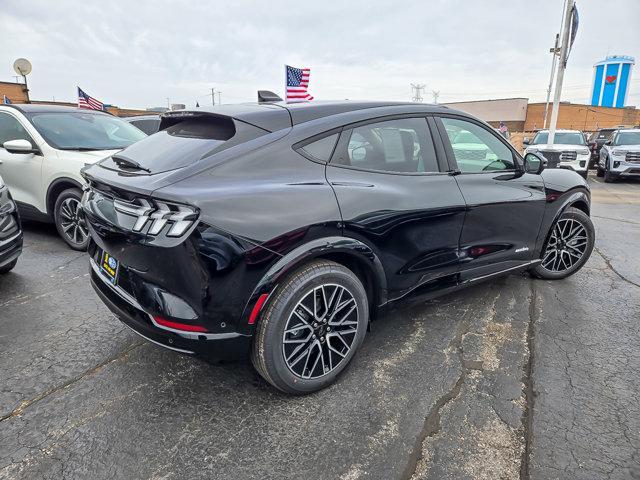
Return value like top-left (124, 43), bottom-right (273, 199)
top-left (0, 259), bottom-right (17, 274)
top-left (604, 167), bottom-right (616, 183)
top-left (251, 260), bottom-right (368, 394)
top-left (531, 207), bottom-right (595, 280)
top-left (54, 188), bottom-right (89, 251)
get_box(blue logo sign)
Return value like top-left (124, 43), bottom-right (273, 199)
top-left (108, 257), bottom-right (117, 269)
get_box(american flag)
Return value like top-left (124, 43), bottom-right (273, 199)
top-left (285, 65), bottom-right (314, 103)
top-left (77, 87), bottom-right (104, 110)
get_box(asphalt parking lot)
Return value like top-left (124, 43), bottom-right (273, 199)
top-left (1, 174), bottom-right (639, 480)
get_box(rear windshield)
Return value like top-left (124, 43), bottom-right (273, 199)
top-left (130, 118), bottom-right (160, 135)
top-left (100, 115), bottom-right (267, 174)
top-left (532, 132), bottom-right (586, 146)
top-left (28, 111), bottom-right (147, 150)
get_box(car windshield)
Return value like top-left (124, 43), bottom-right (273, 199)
top-left (532, 132), bottom-right (585, 146)
top-left (615, 131), bottom-right (640, 146)
top-left (28, 111), bottom-right (147, 150)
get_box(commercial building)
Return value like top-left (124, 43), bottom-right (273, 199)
top-left (441, 98), bottom-right (528, 131)
top-left (444, 97), bottom-right (639, 132)
top-left (0, 80), bottom-right (148, 116)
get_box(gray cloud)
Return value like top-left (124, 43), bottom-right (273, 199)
top-left (1, 0), bottom-right (638, 109)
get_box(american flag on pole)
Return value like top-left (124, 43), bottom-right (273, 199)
top-left (285, 65), bottom-right (314, 103)
top-left (77, 87), bottom-right (104, 110)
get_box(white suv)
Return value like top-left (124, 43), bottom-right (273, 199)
top-left (523, 129), bottom-right (590, 179)
top-left (0, 105), bottom-right (146, 249)
top-left (597, 128), bottom-right (640, 183)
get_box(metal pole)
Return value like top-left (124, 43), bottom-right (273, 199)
top-left (547, 0), bottom-right (574, 148)
top-left (211, 88), bottom-right (215, 106)
top-left (217, 91), bottom-right (221, 105)
top-left (543, 34), bottom-right (560, 129)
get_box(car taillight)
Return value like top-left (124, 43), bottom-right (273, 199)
top-left (113, 197), bottom-right (198, 238)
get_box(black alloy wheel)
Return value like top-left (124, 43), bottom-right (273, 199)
top-left (252, 260), bottom-right (368, 394)
top-left (54, 188), bottom-right (89, 251)
top-left (531, 207), bottom-right (595, 280)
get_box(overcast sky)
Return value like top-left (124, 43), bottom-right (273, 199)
top-left (1, 0), bottom-right (639, 109)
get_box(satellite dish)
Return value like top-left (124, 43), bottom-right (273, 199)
top-left (13, 58), bottom-right (32, 76)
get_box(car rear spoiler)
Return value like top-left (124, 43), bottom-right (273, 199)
top-left (159, 105), bottom-right (291, 133)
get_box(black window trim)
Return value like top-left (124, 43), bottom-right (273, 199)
top-left (0, 110), bottom-right (38, 152)
top-left (326, 113), bottom-right (449, 176)
top-left (293, 127), bottom-right (342, 164)
top-left (433, 113), bottom-right (525, 175)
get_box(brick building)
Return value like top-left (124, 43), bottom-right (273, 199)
top-left (443, 97), bottom-right (639, 133)
top-left (0, 80), bottom-right (148, 116)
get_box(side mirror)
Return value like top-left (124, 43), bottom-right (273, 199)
top-left (604, 139), bottom-right (612, 145)
top-left (523, 152), bottom-right (546, 175)
top-left (522, 137), bottom-right (530, 146)
top-left (3, 139), bottom-right (38, 155)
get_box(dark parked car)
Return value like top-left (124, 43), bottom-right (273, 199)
top-left (0, 174), bottom-right (23, 274)
top-left (587, 128), bottom-right (616, 167)
top-left (81, 101), bottom-right (595, 394)
top-left (123, 115), bottom-right (161, 135)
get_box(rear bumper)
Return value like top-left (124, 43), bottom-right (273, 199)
top-left (0, 187), bottom-right (23, 268)
top-left (0, 232), bottom-right (22, 268)
top-left (90, 258), bottom-right (251, 361)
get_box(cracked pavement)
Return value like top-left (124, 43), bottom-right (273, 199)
top-left (0, 175), bottom-right (639, 479)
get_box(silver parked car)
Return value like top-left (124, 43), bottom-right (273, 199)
top-left (597, 128), bottom-right (640, 183)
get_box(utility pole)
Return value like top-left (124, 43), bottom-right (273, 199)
top-left (166, 97), bottom-right (170, 109)
top-left (547, 0), bottom-right (575, 148)
top-left (543, 33), bottom-right (561, 129)
top-left (432, 90), bottom-right (440, 104)
top-left (217, 91), bottom-right (222, 105)
top-left (411, 83), bottom-right (426, 103)
top-left (211, 88), bottom-right (216, 106)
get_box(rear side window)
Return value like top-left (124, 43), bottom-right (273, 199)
top-left (298, 133), bottom-right (339, 162)
top-left (335, 118), bottom-right (439, 173)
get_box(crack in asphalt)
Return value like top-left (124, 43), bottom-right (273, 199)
top-left (0, 340), bottom-right (144, 423)
top-left (594, 247), bottom-right (640, 289)
top-left (402, 307), bottom-right (472, 480)
top-left (520, 279), bottom-right (539, 480)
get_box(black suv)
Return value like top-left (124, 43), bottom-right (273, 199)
top-left (587, 128), bottom-right (616, 167)
top-left (0, 175), bottom-right (23, 274)
top-left (82, 101), bottom-right (595, 394)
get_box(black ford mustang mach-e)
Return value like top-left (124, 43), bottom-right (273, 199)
top-left (81, 100), bottom-right (594, 394)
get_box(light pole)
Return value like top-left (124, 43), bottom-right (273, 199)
top-left (547, 0), bottom-right (576, 148)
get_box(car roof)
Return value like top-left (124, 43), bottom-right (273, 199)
top-left (615, 128), bottom-right (640, 132)
top-left (164, 100), bottom-right (451, 132)
top-left (2, 103), bottom-right (112, 115)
